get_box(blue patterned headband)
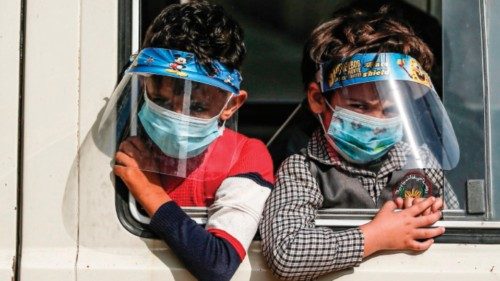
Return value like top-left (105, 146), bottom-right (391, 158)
top-left (128, 48), bottom-right (242, 94)
top-left (317, 52), bottom-right (435, 93)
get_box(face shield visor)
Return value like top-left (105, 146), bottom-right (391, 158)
top-left (97, 48), bottom-right (243, 180)
top-left (317, 53), bottom-right (459, 170)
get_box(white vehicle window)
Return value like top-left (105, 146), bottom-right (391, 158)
top-left (115, 0), bottom-right (500, 243)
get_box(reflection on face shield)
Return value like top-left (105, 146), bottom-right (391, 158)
top-left (138, 76), bottom-right (233, 159)
top-left (97, 48), bottom-right (245, 179)
top-left (333, 83), bottom-right (399, 119)
top-left (323, 101), bottom-right (403, 164)
top-left (138, 93), bottom-right (225, 159)
top-left (144, 76), bottom-right (232, 119)
top-left (315, 52), bottom-right (460, 169)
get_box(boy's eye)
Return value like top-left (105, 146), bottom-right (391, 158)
top-left (152, 97), bottom-right (172, 109)
top-left (347, 102), bottom-right (368, 111)
top-left (190, 102), bottom-right (208, 113)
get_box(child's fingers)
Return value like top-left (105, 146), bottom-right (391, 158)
top-left (415, 198), bottom-right (432, 216)
top-left (119, 140), bottom-right (141, 159)
top-left (407, 238), bottom-right (434, 251)
top-left (406, 197), bottom-right (436, 216)
top-left (431, 197), bottom-right (444, 213)
top-left (405, 198), bottom-right (427, 210)
top-left (113, 164), bottom-right (125, 177)
top-left (414, 211), bottom-right (442, 227)
top-left (113, 165), bottom-right (136, 185)
top-left (394, 197), bottom-right (404, 209)
top-left (413, 227), bottom-right (445, 240)
top-left (115, 151), bottom-right (137, 168)
top-left (403, 197), bottom-right (414, 209)
top-left (380, 200), bottom-right (398, 213)
top-left (128, 136), bottom-right (148, 153)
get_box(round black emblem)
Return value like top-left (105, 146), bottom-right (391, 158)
top-left (393, 171), bottom-right (432, 199)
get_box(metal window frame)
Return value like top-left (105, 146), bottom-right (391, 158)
top-left (114, 0), bottom-right (500, 243)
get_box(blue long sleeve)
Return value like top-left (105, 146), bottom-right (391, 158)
top-left (149, 201), bottom-right (242, 281)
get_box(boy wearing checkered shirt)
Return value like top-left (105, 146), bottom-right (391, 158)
top-left (260, 5), bottom-right (460, 280)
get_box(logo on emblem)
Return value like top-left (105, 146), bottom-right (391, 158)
top-left (393, 171), bottom-right (432, 199)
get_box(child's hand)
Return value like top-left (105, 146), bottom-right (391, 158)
top-left (114, 136), bottom-right (170, 216)
top-left (360, 197), bottom-right (445, 257)
top-left (394, 197), bottom-right (443, 216)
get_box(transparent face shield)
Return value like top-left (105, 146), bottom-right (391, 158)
top-left (97, 48), bottom-right (243, 181)
top-left (318, 53), bottom-right (459, 170)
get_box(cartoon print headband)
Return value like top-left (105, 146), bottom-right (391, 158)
top-left (316, 52), bottom-right (435, 93)
top-left (128, 48), bottom-right (242, 94)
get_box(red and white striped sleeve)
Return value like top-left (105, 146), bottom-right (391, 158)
top-left (205, 138), bottom-right (274, 259)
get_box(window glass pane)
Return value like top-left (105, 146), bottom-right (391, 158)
top-left (442, 0), bottom-right (486, 214)
top-left (211, 0), bottom-right (347, 142)
top-left (486, 1), bottom-right (500, 220)
top-left (212, 0), bottom-right (488, 218)
top-left (116, 0), bottom-right (494, 236)
top-left (214, 0), bottom-right (446, 143)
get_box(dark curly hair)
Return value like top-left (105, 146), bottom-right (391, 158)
top-left (301, 5), bottom-right (434, 90)
top-left (142, 1), bottom-right (246, 74)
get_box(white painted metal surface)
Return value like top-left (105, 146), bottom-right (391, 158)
top-left (20, 0), bottom-right (80, 280)
top-left (0, 1), bottom-right (21, 280)
top-left (318, 244), bottom-right (500, 281)
top-left (14, 0), bottom-right (500, 280)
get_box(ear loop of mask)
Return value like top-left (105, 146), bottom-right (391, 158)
top-left (317, 95), bottom-right (335, 135)
top-left (218, 94), bottom-right (233, 128)
top-left (316, 95), bottom-right (343, 156)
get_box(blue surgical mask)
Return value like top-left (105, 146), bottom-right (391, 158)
top-left (138, 94), bottom-right (225, 159)
top-left (322, 103), bottom-right (403, 164)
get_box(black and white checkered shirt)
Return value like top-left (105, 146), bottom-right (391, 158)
top-left (260, 130), bottom-right (459, 280)
top-left (309, 130), bottom-right (459, 208)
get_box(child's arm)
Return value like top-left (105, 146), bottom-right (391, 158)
top-left (260, 154), bottom-right (445, 280)
top-left (260, 154), bottom-right (365, 280)
top-left (114, 137), bottom-right (273, 281)
top-left (360, 197), bottom-right (445, 257)
top-left (114, 137), bottom-right (171, 215)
